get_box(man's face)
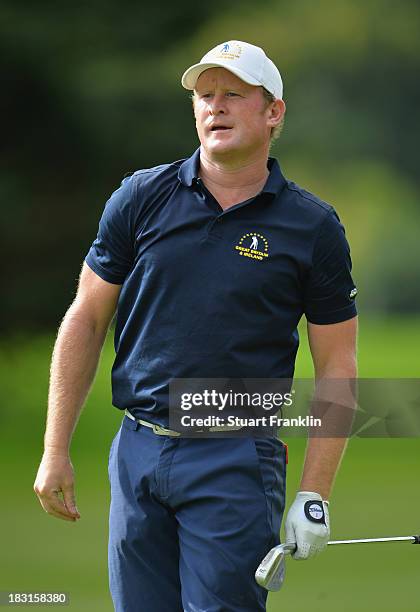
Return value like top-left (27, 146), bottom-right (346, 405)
top-left (193, 68), bottom-right (276, 161)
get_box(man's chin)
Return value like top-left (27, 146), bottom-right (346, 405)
top-left (204, 138), bottom-right (239, 157)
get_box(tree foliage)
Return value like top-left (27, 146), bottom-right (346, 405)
top-left (1, 0), bottom-right (419, 329)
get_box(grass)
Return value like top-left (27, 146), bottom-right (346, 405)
top-left (0, 315), bottom-right (419, 611)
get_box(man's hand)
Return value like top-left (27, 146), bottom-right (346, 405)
top-left (284, 491), bottom-right (329, 560)
top-left (34, 265), bottom-right (120, 524)
top-left (34, 453), bottom-right (81, 522)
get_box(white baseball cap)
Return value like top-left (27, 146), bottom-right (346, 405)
top-left (181, 40), bottom-right (283, 100)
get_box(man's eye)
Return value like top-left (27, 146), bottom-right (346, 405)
top-left (226, 92), bottom-right (240, 97)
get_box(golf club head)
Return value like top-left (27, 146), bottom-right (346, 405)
top-left (255, 543), bottom-right (295, 591)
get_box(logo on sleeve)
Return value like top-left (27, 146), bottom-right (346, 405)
top-left (349, 287), bottom-right (358, 299)
top-left (304, 500), bottom-right (326, 524)
top-left (235, 232), bottom-right (269, 262)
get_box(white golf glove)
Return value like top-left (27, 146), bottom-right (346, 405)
top-left (285, 491), bottom-right (330, 560)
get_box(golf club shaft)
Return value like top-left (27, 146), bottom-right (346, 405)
top-left (328, 535), bottom-right (419, 545)
top-left (284, 534), bottom-right (420, 555)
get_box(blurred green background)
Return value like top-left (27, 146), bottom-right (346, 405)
top-left (1, 0), bottom-right (419, 610)
top-left (1, 323), bottom-right (420, 611)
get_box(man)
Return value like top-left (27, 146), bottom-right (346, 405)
top-left (34, 40), bottom-right (358, 611)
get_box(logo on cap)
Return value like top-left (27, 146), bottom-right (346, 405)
top-left (216, 42), bottom-right (242, 61)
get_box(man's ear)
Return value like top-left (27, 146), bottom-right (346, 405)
top-left (268, 99), bottom-right (286, 129)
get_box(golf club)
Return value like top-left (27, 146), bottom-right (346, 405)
top-left (255, 534), bottom-right (420, 591)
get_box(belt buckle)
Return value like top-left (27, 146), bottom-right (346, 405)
top-left (152, 423), bottom-right (180, 437)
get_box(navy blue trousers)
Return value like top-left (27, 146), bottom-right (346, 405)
top-left (108, 415), bottom-right (287, 612)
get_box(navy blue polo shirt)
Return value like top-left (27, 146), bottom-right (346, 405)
top-left (85, 148), bottom-right (357, 421)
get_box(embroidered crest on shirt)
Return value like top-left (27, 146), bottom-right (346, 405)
top-left (235, 233), bottom-right (269, 262)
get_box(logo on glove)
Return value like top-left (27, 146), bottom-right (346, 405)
top-left (304, 501), bottom-right (326, 524)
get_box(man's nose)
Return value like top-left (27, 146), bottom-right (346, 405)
top-left (208, 94), bottom-right (226, 115)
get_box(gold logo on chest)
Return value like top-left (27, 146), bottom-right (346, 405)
top-left (235, 233), bottom-right (269, 262)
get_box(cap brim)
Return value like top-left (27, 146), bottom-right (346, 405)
top-left (181, 62), bottom-right (262, 91)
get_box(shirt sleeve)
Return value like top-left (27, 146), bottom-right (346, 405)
top-left (85, 176), bottom-right (136, 284)
top-left (304, 209), bottom-right (357, 325)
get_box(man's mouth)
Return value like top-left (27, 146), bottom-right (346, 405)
top-left (210, 125), bottom-right (232, 132)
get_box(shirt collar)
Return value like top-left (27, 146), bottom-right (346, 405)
top-left (178, 147), bottom-right (286, 197)
top-left (264, 157), bottom-right (286, 196)
top-left (178, 147), bottom-right (201, 187)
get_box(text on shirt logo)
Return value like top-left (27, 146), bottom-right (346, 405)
top-left (235, 233), bottom-right (269, 262)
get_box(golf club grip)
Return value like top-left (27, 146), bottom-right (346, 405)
top-left (282, 543), bottom-right (297, 555)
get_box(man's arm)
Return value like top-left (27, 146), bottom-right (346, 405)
top-left (300, 315), bottom-right (358, 498)
top-left (285, 316), bottom-right (358, 559)
top-left (33, 263), bottom-right (121, 521)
